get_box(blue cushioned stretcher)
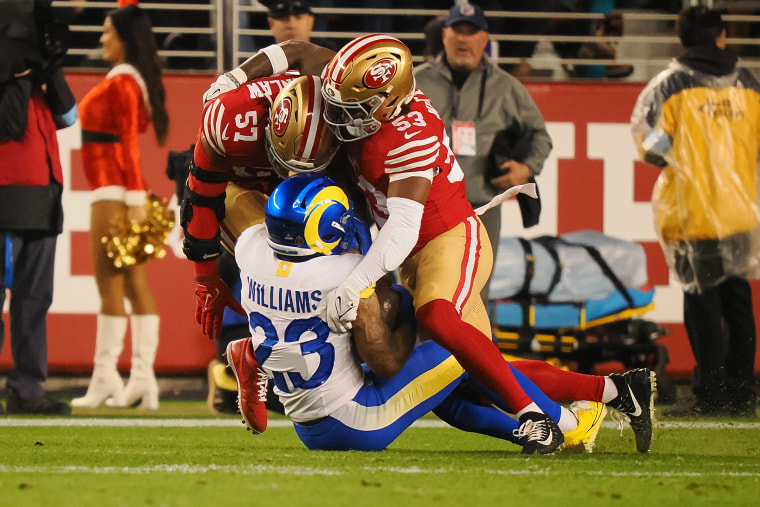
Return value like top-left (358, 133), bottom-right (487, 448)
top-left (488, 233), bottom-right (668, 378)
top-left (492, 287), bottom-right (655, 331)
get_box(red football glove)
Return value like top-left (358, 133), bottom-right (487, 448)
top-left (194, 276), bottom-right (246, 340)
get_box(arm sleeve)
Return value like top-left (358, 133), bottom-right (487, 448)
top-left (185, 140), bottom-right (229, 238)
top-left (344, 196), bottom-right (424, 292)
top-left (180, 135), bottom-right (230, 274)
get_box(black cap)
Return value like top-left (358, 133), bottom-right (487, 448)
top-left (445, 3), bottom-right (488, 32)
top-left (268, 0), bottom-right (313, 19)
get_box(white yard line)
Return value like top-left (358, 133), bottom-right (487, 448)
top-left (2, 418), bottom-right (759, 477)
top-left (1, 418), bottom-right (760, 429)
top-left (0, 463), bottom-right (758, 477)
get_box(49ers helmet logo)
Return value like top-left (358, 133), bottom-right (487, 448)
top-left (272, 97), bottom-right (292, 136)
top-left (363, 58), bottom-right (397, 89)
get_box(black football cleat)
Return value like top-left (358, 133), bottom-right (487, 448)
top-left (607, 368), bottom-right (657, 453)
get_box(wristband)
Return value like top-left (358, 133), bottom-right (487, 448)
top-left (261, 44), bottom-right (289, 76)
top-left (225, 68), bottom-right (247, 87)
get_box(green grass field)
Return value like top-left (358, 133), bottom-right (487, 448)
top-left (1, 403), bottom-right (759, 507)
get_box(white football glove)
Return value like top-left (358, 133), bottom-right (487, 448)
top-left (202, 72), bottom-right (240, 104)
top-left (320, 280), bottom-right (362, 333)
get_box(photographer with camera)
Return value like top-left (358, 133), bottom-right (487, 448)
top-left (0, 0), bottom-right (77, 414)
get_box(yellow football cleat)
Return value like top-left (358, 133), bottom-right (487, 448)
top-left (206, 358), bottom-right (238, 414)
top-left (212, 360), bottom-right (238, 392)
top-left (562, 401), bottom-right (607, 453)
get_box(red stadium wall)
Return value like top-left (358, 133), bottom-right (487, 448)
top-left (2, 73), bottom-right (759, 379)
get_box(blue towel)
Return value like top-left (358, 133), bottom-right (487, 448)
top-left (3, 234), bottom-right (13, 289)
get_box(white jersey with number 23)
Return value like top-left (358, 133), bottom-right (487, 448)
top-left (235, 224), bottom-right (366, 423)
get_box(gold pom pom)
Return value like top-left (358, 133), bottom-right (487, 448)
top-left (102, 194), bottom-right (175, 269)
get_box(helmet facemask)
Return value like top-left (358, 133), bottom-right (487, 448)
top-left (322, 94), bottom-right (384, 142)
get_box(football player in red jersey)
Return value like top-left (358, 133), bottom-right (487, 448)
top-left (210, 35), bottom-right (563, 450)
top-left (203, 36), bottom-right (657, 453)
top-left (183, 73), bottom-right (338, 340)
top-left (322, 35), bottom-right (568, 439)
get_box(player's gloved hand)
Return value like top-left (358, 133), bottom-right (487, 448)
top-left (194, 276), bottom-right (246, 340)
top-left (320, 280), bottom-right (362, 333)
top-left (202, 72), bottom-right (241, 104)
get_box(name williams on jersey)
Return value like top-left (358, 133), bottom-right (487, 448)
top-left (245, 277), bottom-right (322, 314)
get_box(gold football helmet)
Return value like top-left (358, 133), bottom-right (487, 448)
top-left (266, 75), bottom-right (338, 177)
top-left (321, 34), bottom-right (416, 141)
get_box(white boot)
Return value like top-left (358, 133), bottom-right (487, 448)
top-left (72, 314), bottom-right (127, 408)
top-left (107, 314), bottom-right (160, 410)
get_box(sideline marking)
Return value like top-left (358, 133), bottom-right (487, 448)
top-left (0, 463), bottom-right (758, 477)
top-left (1, 418), bottom-right (760, 430)
top-left (0, 418), bottom-right (438, 428)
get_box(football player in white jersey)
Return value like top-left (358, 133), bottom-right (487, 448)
top-left (228, 173), bottom-right (610, 453)
top-left (211, 67), bottom-right (656, 454)
top-left (211, 35), bottom-right (566, 453)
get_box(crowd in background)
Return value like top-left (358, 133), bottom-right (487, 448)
top-left (55, 0), bottom-right (714, 77)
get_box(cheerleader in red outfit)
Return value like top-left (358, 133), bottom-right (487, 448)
top-left (73, 3), bottom-right (169, 410)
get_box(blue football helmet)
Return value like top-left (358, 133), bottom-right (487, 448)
top-left (265, 174), bottom-right (371, 257)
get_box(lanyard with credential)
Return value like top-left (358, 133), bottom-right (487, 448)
top-left (451, 70), bottom-right (488, 121)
